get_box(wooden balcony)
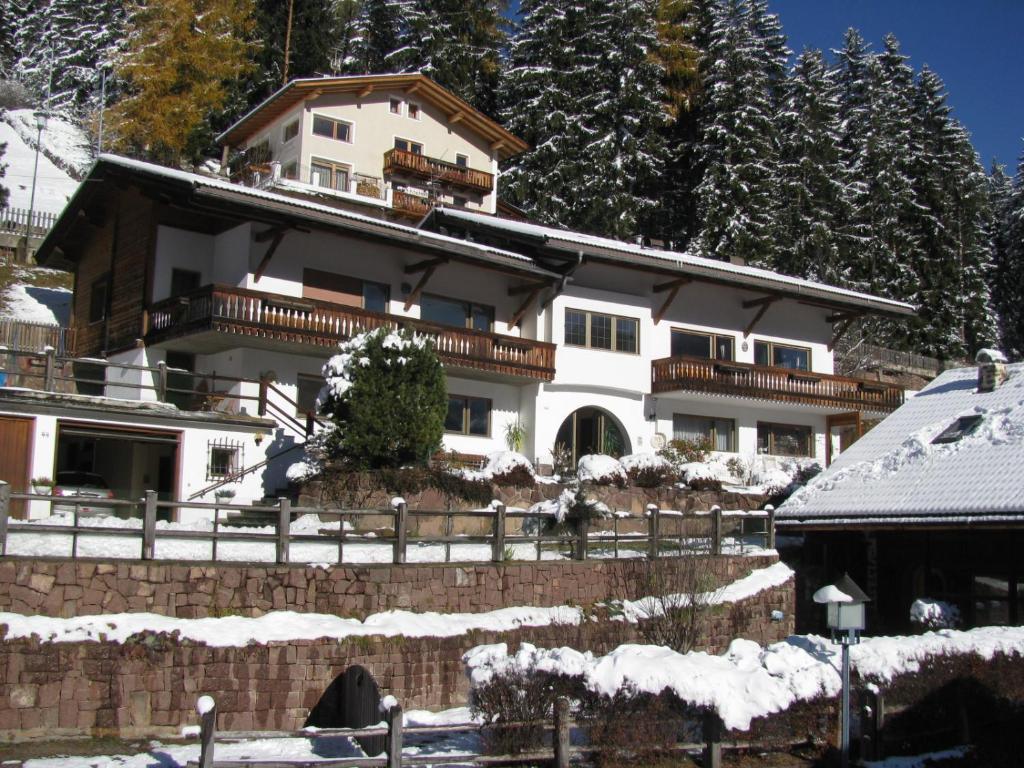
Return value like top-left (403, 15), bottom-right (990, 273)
top-left (392, 190), bottom-right (433, 219)
top-left (146, 285), bottom-right (556, 382)
top-left (383, 148), bottom-right (493, 193)
top-left (651, 355), bottom-right (904, 413)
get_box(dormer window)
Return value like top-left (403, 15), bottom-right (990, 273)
top-left (932, 414), bottom-right (984, 444)
top-left (312, 115), bottom-right (352, 143)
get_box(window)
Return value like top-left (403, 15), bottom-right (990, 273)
top-left (421, 294), bottom-right (493, 332)
top-left (282, 161), bottom-right (299, 180)
top-left (282, 119), bottom-right (299, 143)
top-left (671, 329), bottom-right (734, 360)
top-left (754, 340), bottom-right (810, 371)
top-left (932, 414), bottom-right (984, 444)
top-left (170, 268), bottom-right (201, 297)
top-left (445, 395), bottom-right (490, 436)
top-left (455, 153), bottom-right (469, 168)
top-left (207, 440), bottom-right (242, 480)
top-left (389, 98), bottom-right (402, 114)
top-left (310, 159), bottom-right (350, 191)
top-left (312, 115), bottom-right (351, 142)
top-left (362, 281), bottom-right (390, 313)
top-left (249, 138), bottom-right (271, 163)
top-left (452, 195), bottom-right (468, 208)
top-left (89, 275), bottom-right (108, 323)
top-left (757, 422), bottom-right (813, 457)
top-left (673, 414), bottom-right (735, 452)
top-left (296, 374), bottom-right (323, 416)
top-left (563, 309), bottom-right (639, 354)
top-left (394, 137), bottom-right (423, 154)
top-left (407, 102), bottom-right (420, 120)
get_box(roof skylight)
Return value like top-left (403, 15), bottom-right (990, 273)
top-left (931, 414), bottom-right (984, 444)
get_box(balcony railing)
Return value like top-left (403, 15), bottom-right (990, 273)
top-left (383, 148), bottom-right (493, 193)
top-left (392, 189), bottom-right (433, 219)
top-left (651, 355), bottom-right (904, 413)
top-left (147, 285), bottom-right (556, 381)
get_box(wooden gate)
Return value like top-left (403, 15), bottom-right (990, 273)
top-left (0, 415), bottom-right (33, 518)
top-left (305, 665), bottom-right (385, 756)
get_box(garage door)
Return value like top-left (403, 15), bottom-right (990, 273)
top-left (0, 415), bottom-right (33, 518)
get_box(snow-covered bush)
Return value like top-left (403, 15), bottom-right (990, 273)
top-left (619, 453), bottom-right (673, 487)
top-left (910, 598), bottom-right (961, 630)
top-left (658, 437), bottom-right (711, 479)
top-left (480, 451), bottom-right (536, 487)
top-left (316, 328), bottom-right (447, 469)
top-left (577, 454), bottom-right (627, 486)
top-left (678, 461), bottom-right (728, 491)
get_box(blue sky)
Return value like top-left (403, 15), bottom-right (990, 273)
top-left (771, 1), bottom-right (1024, 171)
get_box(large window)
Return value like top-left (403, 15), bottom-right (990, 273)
top-left (394, 137), bottom-right (423, 154)
top-left (754, 340), bottom-right (811, 371)
top-left (282, 119), bottom-right (299, 143)
top-left (310, 159), bottom-right (350, 191)
top-left (302, 269), bottom-right (389, 313)
top-left (445, 395), bottom-right (490, 436)
top-left (312, 115), bottom-right (351, 142)
top-left (673, 414), bottom-right (735, 452)
top-left (170, 268), bottom-right (201, 297)
top-left (671, 329), bottom-right (734, 360)
top-left (362, 281), bottom-right (390, 313)
top-left (757, 422), bottom-right (813, 457)
top-left (564, 309), bottom-right (639, 354)
top-left (421, 294), bottom-right (493, 332)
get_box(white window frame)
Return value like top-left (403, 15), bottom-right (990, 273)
top-left (407, 101), bottom-right (421, 120)
top-left (311, 113), bottom-right (354, 144)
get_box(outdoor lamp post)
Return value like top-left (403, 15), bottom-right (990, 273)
top-left (23, 108), bottom-right (49, 261)
top-left (813, 573), bottom-right (869, 768)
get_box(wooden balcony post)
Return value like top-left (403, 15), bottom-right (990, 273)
top-left (393, 502), bottom-right (408, 564)
top-left (711, 505), bottom-right (722, 556)
top-left (258, 376), bottom-right (268, 417)
top-left (491, 503), bottom-right (506, 562)
top-left (386, 702), bottom-right (404, 768)
top-left (276, 498), bottom-right (291, 564)
top-left (156, 361), bottom-right (168, 402)
top-left (142, 491), bottom-right (157, 560)
top-left (43, 345), bottom-right (56, 391)
top-left (647, 504), bottom-right (660, 558)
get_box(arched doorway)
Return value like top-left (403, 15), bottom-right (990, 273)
top-left (555, 407), bottom-right (631, 463)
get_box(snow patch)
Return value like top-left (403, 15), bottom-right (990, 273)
top-left (577, 454), bottom-right (626, 484)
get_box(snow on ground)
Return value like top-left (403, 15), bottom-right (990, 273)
top-left (465, 625), bottom-right (1024, 732)
top-left (5, 508), bottom-right (771, 562)
top-left (1, 281), bottom-right (71, 324)
top-left (0, 112), bottom-right (84, 214)
top-left (0, 562), bottom-right (789, 647)
top-left (6, 109), bottom-right (93, 176)
top-left (863, 746), bottom-right (971, 767)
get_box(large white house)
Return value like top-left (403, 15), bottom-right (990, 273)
top-left (1, 75), bottom-right (913, 517)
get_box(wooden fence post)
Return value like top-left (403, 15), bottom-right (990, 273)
top-left (711, 505), bottom-right (722, 556)
top-left (765, 504), bottom-right (776, 550)
top-left (393, 502), bottom-right (408, 564)
top-left (554, 696), bottom-right (571, 768)
top-left (142, 491), bottom-right (157, 560)
top-left (575, 516), bottom-right (589, 561)
top-left (491, 503), bottom-right (506, 563)
top-left (43, 346), bottom-right (56, 391)
top-left (861, 686), bottom-right (882, 761)
top-left (197, 696), bottom-right (217, 768)
top-left (386, 702), bottom-right (404, 768)
top-left (156, 361), bottom-right (168, 402)
top-left (0, 481), bottom-right (9, 557)
top-left (703, 711), bottom-right (722, 768)
top-left (276, 497), bottom-right (291, 564)
top-left (647, 504), bottom-right (660, 558)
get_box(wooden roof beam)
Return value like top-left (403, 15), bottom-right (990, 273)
top-left (509, 285), bottom-right (544, 329)
top-left (742, 296), bottom-right (780, 337)
top-left (652, 279), bottom-right (691, 325)
top-left (405, 82), bottom-right (422, 95)
top-left (404, 264), bottom-right (438, 311)
top-left (508, 281), bottom-right (549, 296)
top-left (357, 84), bottom-right (374, 98)
top-left (653, 277), bottom-right (691, 293)
top-left (829, 317), bottom-right (857, 352)
top-left (448, 111), bottom-right (465, 125)
top-left (253, 228), bottom-right (287, 283)
top-left (404, 256), bottom-right (448, 274)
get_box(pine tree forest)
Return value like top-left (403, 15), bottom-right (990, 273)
top-left (0, 0), bottom-right (1022, 361)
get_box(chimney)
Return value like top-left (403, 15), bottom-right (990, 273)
top-left (976, 348), bottom-right (1008, 392)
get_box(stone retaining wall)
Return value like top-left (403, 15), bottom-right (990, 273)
top-left (0, 554), bottom-right (779, 620)
top-left (0, 579), bottom-right (794, 740)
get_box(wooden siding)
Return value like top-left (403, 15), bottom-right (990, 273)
top-left (147, 284), bottom-right (556, 381)
top-left (651, 354), bottom-right (905, 413)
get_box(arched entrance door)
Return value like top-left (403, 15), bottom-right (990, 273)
top-left (555, 407), bottom-right (631, 463)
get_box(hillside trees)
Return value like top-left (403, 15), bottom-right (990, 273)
top-left (106, 0), bottom-right (258, 164)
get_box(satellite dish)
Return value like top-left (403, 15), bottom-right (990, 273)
top-left (651, 433), bottom-right (667, 451)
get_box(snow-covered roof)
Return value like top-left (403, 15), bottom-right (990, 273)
top-left (429, 208), bottom-right (915, 318)
top-left (37, 155), bottom-right (560, 280)
top-left (778, 362), bottom-right (1024, 525)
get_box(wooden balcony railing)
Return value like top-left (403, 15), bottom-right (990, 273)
top-left (383, 148), bottom-right (494, 193)
top-left (651, 355), bottom-right (904, 413)
top-left (147, 285), bottom-right (555, 381)
top-left (391, 189), bottom-right (433, 219)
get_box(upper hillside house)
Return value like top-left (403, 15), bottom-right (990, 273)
top-left (3, 152), bottom-right (913, 518)
top-left (216, 74), bottom-right (527, 221)
top-left (777, 352), bottom-right (1024, 633)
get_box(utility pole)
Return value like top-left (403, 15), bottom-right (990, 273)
top-left (282, 0), bottom-right (295, 85)
top-left (96, 68), bottom-right (107, 154)
top-left (23, 48), bottom-right (53, 263)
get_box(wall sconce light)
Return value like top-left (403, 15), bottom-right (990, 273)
top-left (646, 396), bottom-right (658, 421)
top-left (255, 432), bottom-right (266, 446)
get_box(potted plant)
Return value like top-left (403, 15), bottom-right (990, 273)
top-left (214, 486), bottom-right (237, 502)
top-left (31, 476), bottom-right (53, 495)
